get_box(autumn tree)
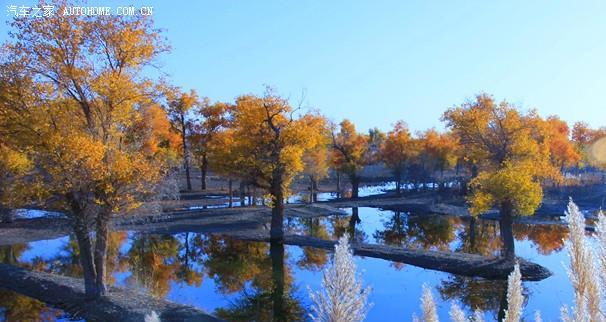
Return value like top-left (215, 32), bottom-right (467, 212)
top-left (367, 127), bottom-right (386, 163)
top-left (442, 93), bottom-right (559, 260)
top-left (572, 122), bottom-right (606, 147)
top-left (572, 122), bottom-right (606, 169)
top-left (189, 101), bottom-right (230, 190)
top-left (0, 4), bottom-right (170, 298)
top-left (301, 113), bottom-right (330, 203)
top-left (227, 89), bottom-right (327, 240)
top-left (536, 116), bottom-right (580, 173)
top-left (0, 290), bottom-right (62, 322)
top-left (419, 129), bottom-right (459, 190)
top-left (380, 121), bottom-right (416, 194)
top-left (166, 88), bottom-right (200, 191)
top-left (331, 120), bottom-right (371, 199)
top-left (132, 104), bottom-right (181, 160)
top-left (0, 144), bottom-right (34, 223)
top-left (206, 129), bottom-right (240, 206)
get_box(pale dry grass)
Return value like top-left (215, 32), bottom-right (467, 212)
top-left (503, 264), bottom-right (523, 322)
top-left (308, 235), bottom-right (372, 322)
top-left (144, 311), bottom-right (160, 322)
top-left (420, 284), bottom-right (439, 322)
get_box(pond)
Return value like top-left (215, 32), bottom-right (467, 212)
top-left (0, 206), bottom-right (577, 321)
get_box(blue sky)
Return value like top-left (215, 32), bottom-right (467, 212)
top-left (3, 1), bottom-right (606, 132)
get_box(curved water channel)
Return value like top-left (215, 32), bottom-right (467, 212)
top-left (0, 187), bottom-right (582, 321)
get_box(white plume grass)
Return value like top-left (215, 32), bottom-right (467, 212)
top-left (144, 311), bottom-right (161, 322)
top-left (449, 303), bottom-right (467, 322)
top-left (472, 310), bottom-right (484, 322)
top-left (503, 264), bottom-right (523, 322)
top-left (562, 199), bottom-right (603, 321)
top-left (308, 235), bottom-right (372, 322)
top-left (534, 310), bottom-right (542, 322)
top-left (420, 284), bottom-right (439, 322)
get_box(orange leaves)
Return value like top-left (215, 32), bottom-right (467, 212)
top-left (331, 119), bottom-right (371, 178)
top-left (1, 5), bottom-right (171, 216)
top-left (536, 116), bottom-right (580, 169)
top-left (380, 120), bottom-right (417, 178)
top-left (444, 94), bottom-right (561, 216)
top-left (0, 144), bottom-right (32, 176)
top-left (225, 91), bottom-right (328, 191)
top-left (167, 89), bottom-right (199, 119)
top-left (572, 122), bottom-right (606, 168)
top-left (0, 144), bottom-right (34, 207)
top-left (468, 161), bottom-right (543, 216)
top-left (134, 104), bottom-right (180, 156)
top-left (418, 128), bottom-right (459, 173)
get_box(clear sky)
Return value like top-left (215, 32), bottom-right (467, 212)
top-left (3, 0), bottom-right (606, 132)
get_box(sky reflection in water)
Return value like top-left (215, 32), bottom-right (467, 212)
top-left (1, 205), bottom-right (577, 321)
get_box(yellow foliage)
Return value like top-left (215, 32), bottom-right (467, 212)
top-left (380, 121), bottom-right (416, 176)
top-left (0, 2), bottom-right (170, 216)
top-left (418, 128), bottom-right (459, 174)
top-left (443, 93), bottom-right (560, 216)
top-left (331, 119), bottom-right (371, 179)
top-left (224, 91), bottom-right (327, 194)
top-left (468, 161), bottom-right (543, 216)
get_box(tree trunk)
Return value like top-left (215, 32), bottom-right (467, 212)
top-left (73, 216), bottom-right (98, 299)
top-left (252, 186), bottom-right (257, 207)
top-left (469, 216), bottom-right (477, 253)
top-left (239, 181), bottom-right (245, 207)
top-left (439, 167), bottom-right (445, 191)
top-left (182, 127), bottom-right (192, 191)
top-left (349, 207), bottom-right (361, 240)
top-left (309, 176), bottom-right (315, 204)
top-left (351, 176), bottom-right (360, 199)
top-left (395, 171), bottom-right (401, 195)
top-left (270, 240), bottom-right (286, 322)
top-left (247, 185), bottom-right (252, 206)
top-left (201, 153), bottom-right (208, 190)
top-left (270, 171), bottom-right (285, 242)
top-left (228, 179), bottom-right (233, 208)
top-left (0, 207), bottom-right (14, 223)
top-left (499, 202), bottom-right (515, 261)
top-left (93, 208), bottom-right (111, 297)
top-left (336, 171), bottom-right (342, 198)
top-left (183, 232), bottom-right (190, 266)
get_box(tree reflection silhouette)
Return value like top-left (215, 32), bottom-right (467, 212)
top-left (373, 212), bottom-right (457, 251)
top-left (0, 244), bottom-right (28, 266)
top-left (211, 238), bottom-right (305, 321)
top-left (513, 223), bottom-right (568, 255)
top-left (456, 218), bottom-right (501, 256)
top-left (126, 233), bottom-right (203, 298)
top-left (439, 275), bottom-right (508, 320)
top-left (0, 290), bottom-right (61, 322)
top-left (296, 218), bottom-right (328, 271)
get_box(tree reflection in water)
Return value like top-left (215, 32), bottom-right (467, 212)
top-left (0, 244), bottom-right (28, 266)
top-left (0, 214), bottom-right (570, 321)
top-left (127, 233), bottom-right (203, 298)
top-left (373, 211), bottom-right (457, 251)
top-left (456, 218), bottom-right (501, 256)
top-left (438, 274), bottom-right (529, 321)
top-left (296, 218), bottom-right (328, 271)
top-left (212, 239), bottom-right (305, 322)
top-left (0, 245), bottom-right (63, 321)
top-left (513, 223), bottom-right (568, 255)
top-left (0, 290), bottom-right (62, 322)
